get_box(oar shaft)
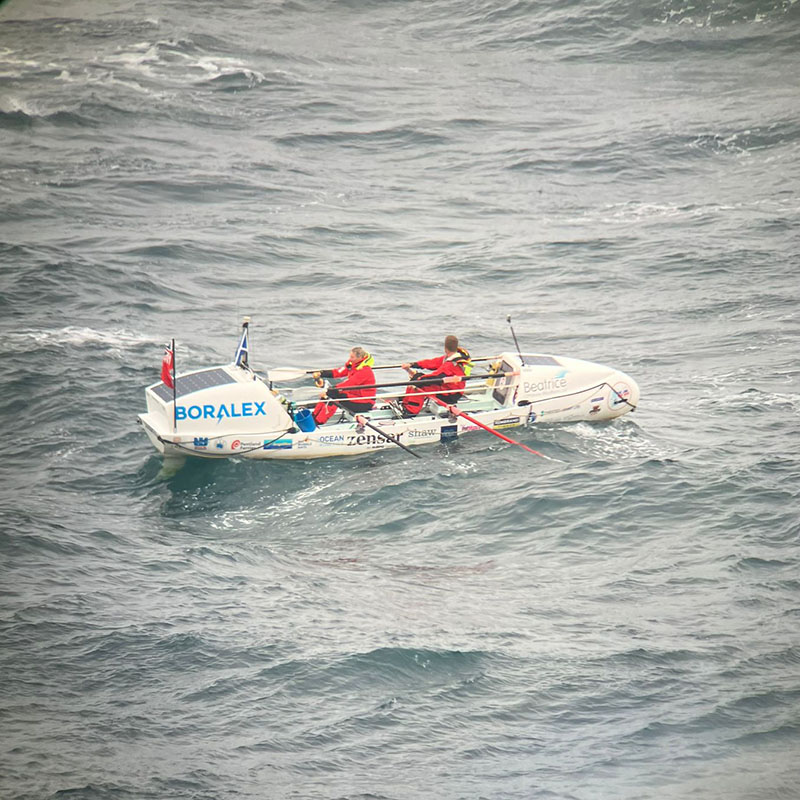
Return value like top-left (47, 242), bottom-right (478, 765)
top-left (327, 400), bottom-right (421, 458)
top-left (371, 356), bottom-right (498, 371)
top-left (290, 383), bottom-right (492, 408)
top-left (309, 371), bottom-right (511, 393)
top-left (433, 399), bottom-right (547, 458)
top-left (300, 356), bottom-right (501, 374)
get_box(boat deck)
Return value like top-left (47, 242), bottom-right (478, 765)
top-left (281, 384), bottom-right (501, 427)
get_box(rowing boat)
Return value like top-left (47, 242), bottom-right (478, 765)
top-left (138, 319), bottom-right (639, 463)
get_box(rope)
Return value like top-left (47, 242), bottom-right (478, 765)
top-left (521, 381), bottom-right (637, 411)
top-left (157, 426), bottom-right (296, 456)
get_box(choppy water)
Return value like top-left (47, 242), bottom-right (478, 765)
top-left (2, 1), bottom-right (799, 798)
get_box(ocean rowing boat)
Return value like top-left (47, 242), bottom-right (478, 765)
top-left (138, 319), bottom-right (639, 463)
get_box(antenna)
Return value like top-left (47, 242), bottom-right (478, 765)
top-left (507, 315), bottom-right (523, 361)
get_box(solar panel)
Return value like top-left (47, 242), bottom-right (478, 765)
top-left (522, 355), bottom-right (562, 367)
top-left (152, 367), bottom-right (236, 402)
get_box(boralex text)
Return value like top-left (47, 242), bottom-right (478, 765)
top-left (175, 401), bottom-right (267, 421)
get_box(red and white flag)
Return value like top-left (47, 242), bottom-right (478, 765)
top-left (160, 343), bottom-right (174, 388)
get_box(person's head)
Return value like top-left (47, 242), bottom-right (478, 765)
top-left (444, 335), bottom-right (459, 354)
top-left (349, 346), bottom-right (368, 363)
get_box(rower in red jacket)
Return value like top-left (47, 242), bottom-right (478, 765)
top-left (400, 335), bottom-right (472, 416)
top-left (312, 347), bottom-right (376, 425)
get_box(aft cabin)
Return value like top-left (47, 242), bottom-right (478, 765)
top-left (140, 365), bottom-right (294, 454)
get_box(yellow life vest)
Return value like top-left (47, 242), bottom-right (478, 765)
top-left (351, 353), bottom-right (374, 370)
top-left (447, 347), bottom-right (472, 377)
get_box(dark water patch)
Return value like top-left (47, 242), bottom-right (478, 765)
top-left (0, 109), bottom-right (34, 130)
top-left (203, 70), bottom-right (266, 92)
top-left (301, 223), bottom-right (403, 241)
top-left (49, 784), bottom-right (157, 800)
top-left (680, 689), bottom-right (800, 736)
top-left (2, 252), bottom-right (189, 315)
top-left (649, 120), bottom-right (800, 160)
top-left (733, 556), bottom-right (793, 572)
top-left (731, 721), bottom-right (800, 747)
top-left (61, 627), bottom-right (250, 681)
top-left (275, 125), bottom-right (450, 150)
top-left (617, 30), bottom-right (782, 61)
top-left (0, 104), bottom-right (102, 129)
top-left (267, 269), bottom-right (357, 289)
top-left (506, 147), bottom-right (634, 175)
top-left (106, 177), bottom-right (270, 204)
top-left (0, 511), bottom-right (91, 559)
top-left (269, 646), bottom-right (489, 698)
top-left (296, 99), bottom-right (347, 114)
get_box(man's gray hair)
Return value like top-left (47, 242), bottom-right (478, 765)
top-left (350, 346), bottom-right (368, 361)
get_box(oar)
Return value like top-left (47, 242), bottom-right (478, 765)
top-left (268, 367), bottom-right (313, 382)
top-left (269, 356), bottom-right (502, 382)
top-left (290, 383), bottom-right (492, 408)
top-left (433, 399), bottom-right (548, 459)
top-left (323, 401), bottom-right (421, 458)
top-left (286, 371), bottom-right (515, 393)
top-left (370, 356), bottom-right (498, 370)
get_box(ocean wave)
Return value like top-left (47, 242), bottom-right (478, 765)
top-left (1, 1), bottom-right (799, 798)
top-left (0, 327), bottom-right (159, 355)
top-left (0, 102), bottom-right (95, 129)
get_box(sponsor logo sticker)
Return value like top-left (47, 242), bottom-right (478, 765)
top-left (493, 416), bottom-right (521, 429)
top-left (407, 428), bottom-right (438, 439)
top-left (175, 401), bottom-right (268, 422)
top-left (609, 382), bottom-right (631, 409)
top-left (522, 377), bottom-right (568, 395)
top-left (264, 439), bottom-right (292, 450)
top-left (440, 424), bottom-right (458, 442)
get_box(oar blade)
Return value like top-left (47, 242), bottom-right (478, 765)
top-left (268, 367), bottom-right (309, 382)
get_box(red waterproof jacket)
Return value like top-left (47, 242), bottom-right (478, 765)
top-left (322, 355), bottom-right (376, 405)
top-left (412, 350), bottom-right (469, 393)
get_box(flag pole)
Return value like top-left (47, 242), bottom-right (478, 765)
top-left (171, 338), bottom-right (177, 433)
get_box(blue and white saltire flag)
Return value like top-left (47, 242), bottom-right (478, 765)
top-left (234, 324), bottom-right (249, 367)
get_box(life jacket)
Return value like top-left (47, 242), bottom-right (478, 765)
top-left (351, 353), bottom-right (374, 371)
top-left (334, 352), bottom-right (376, 403)
top-left (448, 347), bottom-right (472, 377)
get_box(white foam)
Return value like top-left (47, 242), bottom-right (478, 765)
top-left (565, 420), bottom-right (673, 461)
top-left (696, 390), bottom-right (799, 414)
top-left (102, 41), bottom-right (266, 86)
top-left (1, 327), bottom-right (159, 356)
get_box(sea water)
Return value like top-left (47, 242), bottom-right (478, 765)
top-left (1, 1), bottom-right (798, 798)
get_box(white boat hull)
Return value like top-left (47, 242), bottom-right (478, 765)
top-left (138, 351), bottom-right (639, 461)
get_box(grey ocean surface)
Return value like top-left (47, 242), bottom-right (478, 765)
top-left (1, 0), bottom-right (799, 798)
